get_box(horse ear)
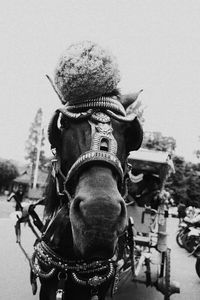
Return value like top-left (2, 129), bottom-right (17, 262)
top-left (124, 117), bottom-right (143, 154)
top-left (48, 110), bottom-right (61, 150)
top-left (120, 90), bottom-right (143, 109)
top-left (120, 91), bottom-right (143, 153)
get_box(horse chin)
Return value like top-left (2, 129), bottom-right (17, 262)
top-left (74, 242), bottom-right (117, 261)
top-left (71, 228), bottom-right (118, 260)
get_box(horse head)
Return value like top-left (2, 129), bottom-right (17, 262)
top-left (46, 94), bottom-right (143, 260)
top-left (33, 41), bottom-right (143, 300)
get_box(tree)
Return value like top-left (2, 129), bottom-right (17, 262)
top-left (0, 159), bottom-right (19, 192)
top-left (141, 132), bottom-right (200, 207)
top-left (169, 156), bottom-right (188, 205)
top-left (196, 150), bottom-right (200, 159)
top-left (186, 172), bottom-right (200, 207)
top-left (194, 136), bottom-right (200, 159)
top-left (141, 131), bottom-right (187, 205)
top-left (160, 155), bottom-right (200, 207)
top-left (25, 108), bottom-right (46, 185)
top-left (142, 131), bottom-right (176, 153)
top-left (184, 162), bottom-right (200, 207)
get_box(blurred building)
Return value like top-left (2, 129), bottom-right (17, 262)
top-left (12, 167), bottom-right (49, 200)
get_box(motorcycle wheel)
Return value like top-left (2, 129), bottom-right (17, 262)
top-left (195, 258), bottom-right (200, 278)
top-left (181, 233), bottom-right (189, 250)
top-left (184, 236), bottom-right (197, 253)
top-left (176, 231), bottom-right (184, 248)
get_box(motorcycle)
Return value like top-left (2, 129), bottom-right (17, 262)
top-left (176, 219), bottom-right (200, 253)
top-left (176, 220), bottom-right (191, 248)
top-left (183, 226), bottom-right (200, 253)
top-left (189, 241), bottom-right (200, 278)
top-left (196, 257), bottom-right (200, 278)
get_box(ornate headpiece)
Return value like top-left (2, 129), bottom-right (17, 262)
top-left (54, 41), bottom-right (121, 104)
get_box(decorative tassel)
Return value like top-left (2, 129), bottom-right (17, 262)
top-left (56, 272), bottom-right (68, 300)
top-left (91, 287), bottom-right (99, 300)
top-left (30, 271), bottom-right (37, 295)
top-left (31, 281), bottom-right (37, 296)
top-left (91, 295), bottom-right (99, 300)
top-left (56, 289), bottom-right (64, 300)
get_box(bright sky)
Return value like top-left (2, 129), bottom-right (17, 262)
top-left (0, 0), bottom-right (200, 162)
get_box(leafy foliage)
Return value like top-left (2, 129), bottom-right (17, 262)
top-left (194, 136), bottom-right (200, 159)
top-left (170, 158), bottom-right (200, 207)
top-left (168, 156), bottom-right (188, 205)
top-left (0, 159), bottom-right (19, 191)
top-left (184, 162), bottom-right (200, 207)
top-left (142, 131), bottom-right (200, 207)
top-left (142, 131), bottom-right (176, 152)
top-left (25, 108), bottom-right (47, 175)
top-left (195, 149), bottom-right (200, 158)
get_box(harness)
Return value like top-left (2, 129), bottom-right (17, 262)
top-left (15, 97), bottom-right (137, 300)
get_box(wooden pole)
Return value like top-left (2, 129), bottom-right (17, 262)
top-left (33, 114), bottom-right (43, 189)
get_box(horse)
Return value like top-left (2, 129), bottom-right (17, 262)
top-left (30, 92), bottom-right (143, 300)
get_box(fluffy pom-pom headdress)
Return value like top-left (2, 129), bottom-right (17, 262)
top-left (54, 41), bottom-right (121, 104)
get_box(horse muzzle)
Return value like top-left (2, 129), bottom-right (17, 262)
top-left (69, 185), bottom-right (127, 259)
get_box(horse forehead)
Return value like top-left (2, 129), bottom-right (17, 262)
top-left (62, 118), bottom-right (125, 146)
top-left (60, 117), bottom-right (127, 172)
top-left (62, 121), bottom-right (91, 147)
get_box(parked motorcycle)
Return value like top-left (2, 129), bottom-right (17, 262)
top-left (183, 226), bottom-right (200, 253)
top-left (196, 257), bottom-right (200, 278)
top-left (176, 219), bottom-right (200, 253)
top-left (189, 242), bottom-right (200, 278)
top-left (176, 220), bottom-right (189, 248)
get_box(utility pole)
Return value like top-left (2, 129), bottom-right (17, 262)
top-left (33, 114), bottom-right (43, 189)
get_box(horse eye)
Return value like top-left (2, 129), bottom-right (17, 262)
top-left (60, 116), bottom-right (70, 129)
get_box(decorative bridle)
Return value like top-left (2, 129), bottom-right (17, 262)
top-left (46, 74), bottom-right (140, 200)
top-left (18, 80), bottom-right (179, 299)
top-left (14, 78), bottom-right (141, 300)
top-left (47, 91), bottom-right (139, 198)
top-left (30, 96), bottom-right (137, 300)
top-left (32, 239), bottom-right (117, 299)
top-left (30, 213), bottom-right (134, 300)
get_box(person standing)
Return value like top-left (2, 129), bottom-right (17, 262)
top-left (177, 202), bottom-right (186, 224)
top-left (7, 184), bottom-right (24, 211)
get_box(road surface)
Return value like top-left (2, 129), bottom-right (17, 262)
top-left (0, 199), bottom-right (199, 299)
